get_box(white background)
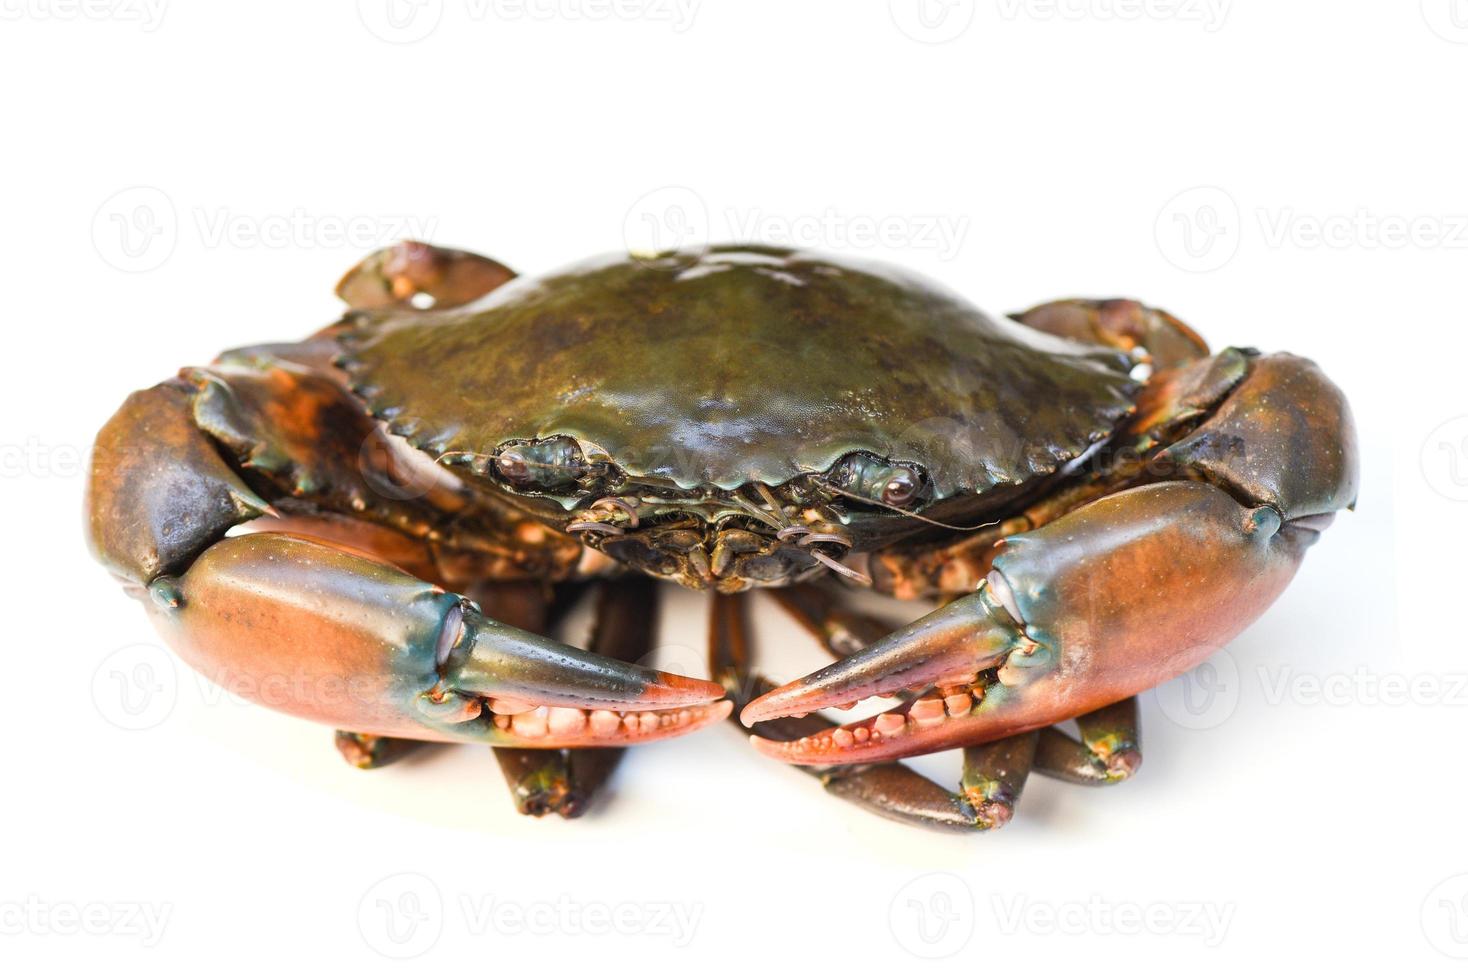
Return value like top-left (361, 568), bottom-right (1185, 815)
top-left (2, 1), bottom-right (1465, 974)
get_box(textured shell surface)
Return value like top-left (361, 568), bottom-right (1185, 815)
top-left (342, 245), bottom-right (1141, 498)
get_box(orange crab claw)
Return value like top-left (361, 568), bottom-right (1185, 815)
top-left (147, 532), bottom-right (729, 749)
top-left (437, 603), bottom-right (733, 745)
top-left (740, 588), bottom-right (1022, 729)
top-left (744, 481), bottom-right (1323, 766)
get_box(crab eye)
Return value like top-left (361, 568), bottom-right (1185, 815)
top-left (494, 436), bottom-right (584, 490)
top-left (881, 469), bottom-right (922, 508)
top-left (829, 454), bottom-right (927, 510)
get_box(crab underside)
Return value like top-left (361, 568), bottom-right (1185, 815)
top-left (86, 241), bottom-right (1358, 831)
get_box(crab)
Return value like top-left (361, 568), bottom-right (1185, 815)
top-left (86, 241), bottom-right (1357, 830)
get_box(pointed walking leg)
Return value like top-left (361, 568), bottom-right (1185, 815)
top-left (478, 581), bottom-right (570, 816)
top-left (491, 578), bottom-right (662, 818)
top-left (716, 588), bottom-right (1036, 832)
top-left (1034, 697), bottom-right (1142, 785)
top-left (334, 730), bottom-right (429, 769)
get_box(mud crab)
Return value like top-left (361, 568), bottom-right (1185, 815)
top-left (87, 241), bottom-right (1357, 830)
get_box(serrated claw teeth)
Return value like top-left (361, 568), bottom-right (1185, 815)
top-left (749, 679), bottom-right (993, 764)
top-left (436, 605), bottom-right (730, 747)
top-left (489, 697), bottom-right (535, 715)
top-left (741, 589), bottom-right (1025, 727)
top-left (486, 700), bottom-right (731, 747)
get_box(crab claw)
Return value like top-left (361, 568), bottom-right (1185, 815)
top-left (742, 585), bottom-right (1031, 765)
top-left (746, 479), bottom-right (1332, 766)
top-left (741, 587), bottom-right (1024, 729)
top-left (431, 602), bottom-right (732, 747)
top-left (145, 532), bottom-right (728, 751)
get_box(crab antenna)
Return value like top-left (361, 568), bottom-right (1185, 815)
top-left (807, 475), bottom-right (1002, 533)
top-left (587, 496), bottom-right (641, 528)
top-left (808, 550), bottom-right (873, 587)
top-left (753, 482), bottom-right (788, 519)
top-left (729, 491), bottom-right (788, 531)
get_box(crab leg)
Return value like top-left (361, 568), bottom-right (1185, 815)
top-left (769, 583), bottom-right (899, 659)
top-left (771, 582), bottom-right (1145, 826)
top-left (335, 241), bottom-right (515, 312)
top-left (820, 734), bottom-right (1042, 832)
top-left (1034, 697), bottom-right (1142, 785)
top-left (709, 589), bottom-right (1033, 832)
top-left (334, 730), bottom-right (427, 769)
top-left (479, 581), bottom-right (575, 813)
top-left (490, 577), bottom-right (662, 817)
top-left (744, 353), bottom-right (1358, 765)
top-left (554, 578), bottom-right (665, 813)
top-left (1010, 297), bottom-right (1209, 372)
